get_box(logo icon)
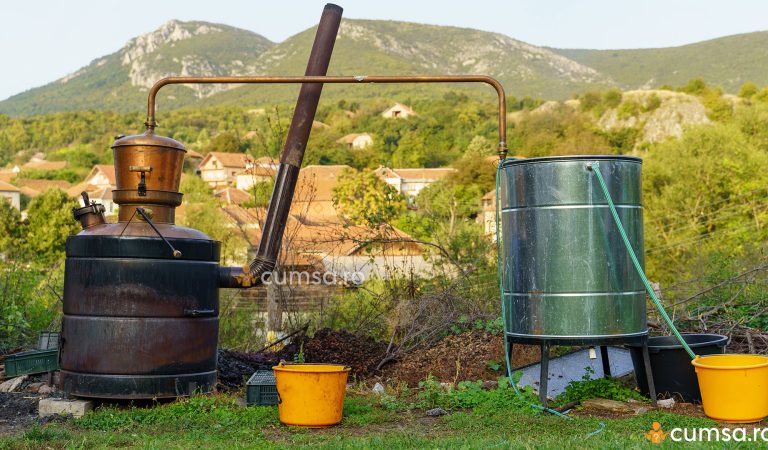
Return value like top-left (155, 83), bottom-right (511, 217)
top-left (645, 422), bottom-right (668, 444)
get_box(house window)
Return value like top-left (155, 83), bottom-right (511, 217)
top-left (392, 110), bottom-right (401, 118)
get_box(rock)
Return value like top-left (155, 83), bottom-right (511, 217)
top-left (26, 382), bottom-right (45, 393)
top-left (38, 385), bottom-right (56, 395)
top-left (372, 382), bottom-right (385, 394)
top-left (581, 398), bottom-right (648, 415)
top-left (0, 375), bottom-right (28, 393)
top-left (39, 398), bottom-right (93, 418)
top-left (426, 407), bottom-right (448, 417)
top-left (481, 380), bottom-right (498, 390)
top-left (657, 398), bottom-right (675, 409)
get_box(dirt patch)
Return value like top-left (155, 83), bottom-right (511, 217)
top-left (301, 329), bottom-right (387, 379)
top-left (217, 329), bottom-right (538, 389)
top-left (0, 392), bottom-right (39, 435)
top-left (380, 330), bottom-right (540, 386)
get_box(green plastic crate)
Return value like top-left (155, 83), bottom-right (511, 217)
top-left (4, 349), bottom-right (59, 377)
top-left (37, 332), bottom-right (59, 350)
top-left (246, 370), bottom-right (278, 406)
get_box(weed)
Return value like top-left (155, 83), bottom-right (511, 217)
top-left (485, 359), bottom-right (502, 372)
top-left (554, 367), bottom-right (647, 406)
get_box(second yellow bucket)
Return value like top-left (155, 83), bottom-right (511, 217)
top-left (692, 354), bottom-right (768, 423)
top-left (273, 362), bottom-right (351, 427)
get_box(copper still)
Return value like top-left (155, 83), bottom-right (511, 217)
top-left (60, 4), bottom-right (345, 399)
top-left (60, 4), bottom-right (510, 399)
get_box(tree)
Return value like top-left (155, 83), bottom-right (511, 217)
top-left (391, 131), bottom-right (427, 167)
top-left (739, 82), bottom-right (759, 99)
top-left (204, 132), bottom-right (242, 153)
top-left (416, 179), bottom-right (484, 235)
top-left (465, 135), bottom-right (495, 157)
top-left (24, 189), bottom-right (80, 263)
top-left (643, 123), bottom-right (768, 282)
top-left (243, 180), bottom-right (275, 208)
top-left (0, 201), bottom-right (22, 255)
top-left (332, 169), bottom-right (406, 227)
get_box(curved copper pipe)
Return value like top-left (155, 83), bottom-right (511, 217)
top-left (145, 75), bottom-right (508, 159)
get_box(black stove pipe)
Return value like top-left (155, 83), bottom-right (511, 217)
top-left (220, 3), bottom-right (343, 288)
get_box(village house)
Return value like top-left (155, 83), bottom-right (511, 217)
top-left (0, 181), bottom-right (21, 210)
top-left (335, 132), bottom-right (373, 149)
top-left (67, 164), bottom-right (118, 214)
top-left (381, 102), bottom-right (416, 119)
top-left (480, 190), bottom-right (497, 240)
top-left (197, 152), bottom-right (252, 188)
top-left (374, 166), bottom-right (457, 201)
top-left (235, 156), bottom-right (278, 191)
top-left (291, 165), bottom-right (351, 221)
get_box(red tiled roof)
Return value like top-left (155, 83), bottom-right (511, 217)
top-left (21, 160), bottom-right (68, 171)
top-left (294, 165), bottom-right (351, 202)
top-left (87, 165), bottom-right (117, 185)
top-left (336, 133), bottom-right (371, 145)
top-left (214, 187), bottom-right (251, 206)
top-left (0, 180), bottom-right (19, 192)
top-left (199, 152), bottom-right (251, 169)
top-left (15, 179), bottom-right (71, 193)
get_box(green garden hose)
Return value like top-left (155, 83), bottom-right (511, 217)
top-left (588, 162), bottom-right (697, 360)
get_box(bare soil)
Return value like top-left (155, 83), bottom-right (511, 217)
top-left (379, 330), bottom-right (540, 386)
top-left (0, 392), bottom-right (39, 435)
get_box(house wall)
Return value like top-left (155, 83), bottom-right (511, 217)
top-left (87, 172), bottom-right (111, 187)
top-left (400, 180), bottom-right (432, 198)
top-left (236, 173), bottom-right (273, 191)
top-left (0, 192), bottom-right (20, 210)
top-left (352, 135), bottom-right (373, 149)
top-left (321, 255), bottom-right (437, 282)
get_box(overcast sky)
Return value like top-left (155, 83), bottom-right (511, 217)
top-left (2, 0), bottom-right (767, 101)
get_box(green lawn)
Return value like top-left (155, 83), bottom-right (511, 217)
top-left (2, 382), bottom-right (761, 449)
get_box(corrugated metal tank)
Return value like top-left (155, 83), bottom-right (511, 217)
top-left (499, 156), bottom-right (647, 342)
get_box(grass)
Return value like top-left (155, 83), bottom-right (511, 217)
top-left (0, 383), bottom-right (762, 449)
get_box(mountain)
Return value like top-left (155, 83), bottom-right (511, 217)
top-left (553, 31), bottom-right (768, 92)
top-left (3, 20), bottom-right (768, 116)
top-left (0, 21), bottom-right (274, 115)
top-left (0, 19), bottom-right (610, 116)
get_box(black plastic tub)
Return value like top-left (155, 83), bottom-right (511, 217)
top-left (628, 334), bottom-right (728, 402)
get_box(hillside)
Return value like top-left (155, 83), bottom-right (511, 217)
top-left (0, 19), bottom-right (610, 115)
top-left (0, 21), bottom-right (274, 116)
top-left (4, 21), bottom-right (768, 116)
top-left (554, 31), bottom-right (768, 92)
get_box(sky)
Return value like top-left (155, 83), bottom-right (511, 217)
top-left (1, 0), bottom-right (767, 101)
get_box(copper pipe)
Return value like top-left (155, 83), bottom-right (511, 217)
top-left (145, 75), bottom-right (508, 159)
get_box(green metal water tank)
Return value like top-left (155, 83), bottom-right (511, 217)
top-left (499, 155), bottom-right (647, 343)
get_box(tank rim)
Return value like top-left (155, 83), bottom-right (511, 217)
top-left (501, 155), bottom-right (642, 168)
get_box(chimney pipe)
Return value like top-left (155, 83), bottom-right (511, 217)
top-left (220, 3), bottom-right (343, 287)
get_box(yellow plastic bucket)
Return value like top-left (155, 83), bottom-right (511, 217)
top-left (692, 354), bottom-right (768, 423)
top-left (272, 362), bottom-right (350, 427)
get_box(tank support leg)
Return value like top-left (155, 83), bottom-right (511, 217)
top-left (641, 341), bottom-right (657, 406)
top-left (600, 346), bottom-right (612, 378)
top-left (539, 343), bottom-right (549, 406)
